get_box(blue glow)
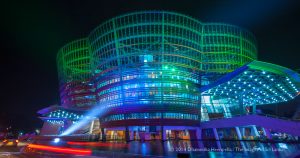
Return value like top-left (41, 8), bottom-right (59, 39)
top-left (60, 105), bottom-right (106, 136)
top-left (278, 143), bottom-right (288, 149)
top-left (53, 138), bottom-right (60, 143)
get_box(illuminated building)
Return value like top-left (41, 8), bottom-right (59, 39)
top-left (38, 11), bottom-right (300, 141)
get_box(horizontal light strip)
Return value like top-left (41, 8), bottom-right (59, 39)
top-left (27, 144), bottom-right (92, 155)
top-left (67, 141), bottom-right (128, 148)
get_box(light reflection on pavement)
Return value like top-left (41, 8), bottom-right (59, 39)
top-left (0, 141), bottom-right (104, 158)
top-left (0, 141), bottom-right (26, 158)
top-left (1, 140), bottom-right (300, 158)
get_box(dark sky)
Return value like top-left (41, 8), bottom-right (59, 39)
top-left (1, 0), bottom-right (300, 132)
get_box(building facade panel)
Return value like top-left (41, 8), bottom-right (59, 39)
top-left (57, 38), bottom-right (95, 109)
top-left (87, 11), bottom-right (257, 127)
top-left (39, 11), bottom-right (300, 140)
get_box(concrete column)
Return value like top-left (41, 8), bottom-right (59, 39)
top-left (130, 131), bottom-right (134, 141)
top-left (89, 120), bottom-right (95, 134)
top-left (241, 127), bottom-right (245, 138)
top-left (239, 96), bottom-right (245, 115)
top-left (213, 128), bottom-right (219, 140)
top-left (139, 132), bottom-right (145, 141)
top-left (125, 126), bottom-right (130, 142)
top-left (101, 128), bottom-right (106, 142)
top-left (252, 105), bottom-right (256, 114)
top-left (188, 130), bottom-right (194, 140)
top-left (196, 128), bottom-right (202, 140)
top-left (263, 128), bottom-right (272, 139)
top-left (135, 131), bottom-right (138, 140)
top-left (161, 126), bottom-right (167, 141)
top-left (251, 125), bottom-right (259, 136)
top-left (213, 128), bottom-right (222, 149)
top-left (235, 127), bottom-right (242, 140)
top-left (236, 127), bottom-right (247, 152)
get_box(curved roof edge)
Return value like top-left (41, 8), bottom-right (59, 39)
top-left (201, 60), bottom-right (300, 93)
top-left (248, 61), bottom-right (300, 82)
top-left (37, 105), bottom-right (86, 115)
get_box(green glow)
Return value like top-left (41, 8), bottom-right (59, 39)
top-left (55, 11), bottom-right (285, 124)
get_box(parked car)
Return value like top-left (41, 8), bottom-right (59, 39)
top-left (2, 134), bottom-right (19, 147)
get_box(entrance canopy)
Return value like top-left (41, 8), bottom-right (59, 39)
top-left (201, 61), bottom-right (300, 106)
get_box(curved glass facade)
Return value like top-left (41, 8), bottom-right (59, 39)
top-left (39, 11), bottom-right (300, 139)
top-left (57, 38), bottom-right (95, 109)
top-left (54, 11), bottom-right (261, 128)
top-left (87, 11), bottom-right (257, 127)
top-left (202, 23), bottom-right (257, 72)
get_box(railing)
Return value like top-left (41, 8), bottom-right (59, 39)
top-left (202, 113), bottom-right (300, 122)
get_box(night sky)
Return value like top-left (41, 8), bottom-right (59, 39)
top-left (1, 0), bottom-right (300, 132)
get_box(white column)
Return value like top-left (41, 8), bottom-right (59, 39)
top-left (235, 127), bottom-right (242, 140)
top-left (252, 125), bottom-right (259, 136)
top-left (213, 128), bottom-right (222, 149)
top-left (89, 120), bottom-right (95, 134)
top-left (241, 127), bottom-right (245, 137)
top-left (213, 128), bottom-right (219, 140)
top-left (236, 127), bottom-right (247, 152)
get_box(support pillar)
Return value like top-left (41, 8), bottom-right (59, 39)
top-left (252, 105), bottom-right (256, 114)
top-left (161, 126), bottom-right (166, 141)
top-left (241, 127), bottom-right (245, 139)
top-left (139, 132), bottom-right (145, 142)
top-left (235, 127), bottom-right (242, 140)
top-left (196, 128), bottom-right (202, 140)
top-left (129, 131), bottom-right (134, 141)
top-left (236, 127), bottom-right (246, 151)
top-left (125, 126), bottom-right (130, 142)
top-left (89, 120), bottom-right (95, 134)
top-left (263, 128), bottom-right (272, 140)
top-left (197, 128), bottom-right (205, 148)
top-left (213, 128), bottom-right (221, 149)
top-left (213, 128), bottom-right (219, 140)
top-left (251, 125), bottom-right (259, 136)
top-left (251, 125), bottom-right (259, 140)
top-left (101, 128), bottom-right (106, 142)
top-left (239, 96), bottom-right (245, 115)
